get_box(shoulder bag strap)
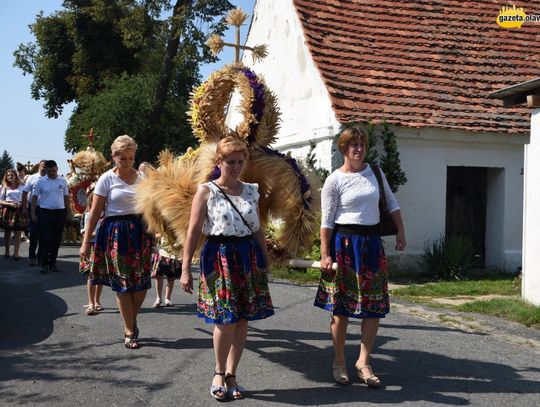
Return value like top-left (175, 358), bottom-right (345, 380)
top-left (210, 182), bottom-right (254, 235)
top-left (371, 164), bottom-right (388, 212)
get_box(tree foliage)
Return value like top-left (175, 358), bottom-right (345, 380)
top-left (65, 73), bottom-right (192, 161)
top-left (14, 0), bottom-right (234, 162)
top-left (0, 151), bottom-right (15, 181)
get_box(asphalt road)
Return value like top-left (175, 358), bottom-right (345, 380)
top-left (1, 245), bottom-right (539, 406)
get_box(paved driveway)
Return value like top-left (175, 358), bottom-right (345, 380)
top-left (1, 245), bottom-right (539, 406)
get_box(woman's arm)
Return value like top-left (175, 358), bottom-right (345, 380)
top-left (180, 185), bottom-right (210, 294)
top-left (254, 207), bottom-right (269, 268)
top-left (320, 227), bottom-right (334, 271)
top-left (79, 195), bottom-right (106, 258)
top-left (390, 210), bottom-right (406, 251)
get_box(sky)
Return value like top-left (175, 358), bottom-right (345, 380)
top-left (0, 0), bottom-right (255, 176)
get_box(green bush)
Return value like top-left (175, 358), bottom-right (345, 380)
top-left (420, 235), bottom-right (477, 281)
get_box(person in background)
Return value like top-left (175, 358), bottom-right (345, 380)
top-left (138, 162), bottom-right (154, 178)
top-left (316, 126), bottom-right (406, 387)
top-left (79, 185), bottom-right (103, 315)
top-left (151, 235), bottom-right (181, 308)
top-left (80, 135), bottom-right (153, 350)
top-left (22, 160), bottom-right (47, 266)
top-left (0, 169), bottom-right (27, 260)
top-left (31, 160), bottom-right (70, 274)
top-left (16, 162), bottom-right (28, 185)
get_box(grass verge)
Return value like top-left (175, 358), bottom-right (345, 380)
top-left (456, 298), bottom-right (540, 330)
top-left (391, 277), bottom-right (519, 298)
top-left (270, 266), bottom-right (320, 284)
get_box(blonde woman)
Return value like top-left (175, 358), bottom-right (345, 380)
top-left (80, 135), bottom-right (153, 349)
top-left (0, 169), bottom-right (27, 259)
top-left (181, 136), bottom-right (273, 400)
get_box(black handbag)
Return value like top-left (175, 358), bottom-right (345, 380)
top-left (371, 165), bottom-right (398, 236)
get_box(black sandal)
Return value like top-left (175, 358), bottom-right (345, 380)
top-left (124, 333), bottom-right (139, 349)
top-left (210, 372), bottom-right (227, 401)
top-left (133, 323), bottom-right (139, 340)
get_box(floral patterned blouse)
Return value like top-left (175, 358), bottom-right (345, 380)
top-left (202, 181), bottom-right (260, 237)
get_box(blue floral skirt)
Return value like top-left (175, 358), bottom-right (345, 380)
top-left (90, 215), bottom-right (153, 292)
top-left (314, 231), bottom-right (389, 318)
top-left (198, 236), bottom-right (274, 325)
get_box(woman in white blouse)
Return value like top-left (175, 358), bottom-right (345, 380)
top-left (0, 169), bottom-right (27, 259)
top-left (181, 136), bottom-right (273, 401)
top-left (317, 126), bottom-right (406, 388)
top-left (80, 135), bottom-right (153, 349)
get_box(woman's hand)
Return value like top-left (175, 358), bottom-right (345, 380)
top-left (395, 231), bottom-right (406, 251)
top-left (320, 255), bottom-right (334, 272)
top-left (79, 241), bottom-right (91, 259)
top-left (180, 269), bottom-right (193, 294)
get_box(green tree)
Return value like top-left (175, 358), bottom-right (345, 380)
top-left (15, 0), bottom-right (233, 161)
top-left (65, 73), bottom-right (192, 161)
top-left (0, 150), bottom-right (15, 181)
top-left (379, 120), bottom-right (407, 192)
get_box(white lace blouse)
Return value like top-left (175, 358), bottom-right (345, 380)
top-left (202, 182), bottom-right (260, 237)
top-left (321, 164), bottom-right (400, 229)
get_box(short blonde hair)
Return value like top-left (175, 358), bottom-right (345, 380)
top-left (111, 135), bottom-right (137, 157)
top-left (337, 126), bottom-right (369, 154)
top-left (215, 136), bottom-right (249, 162)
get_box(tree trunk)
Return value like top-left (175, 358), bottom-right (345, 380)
top-left (148, 0), bottom-right (192, 129)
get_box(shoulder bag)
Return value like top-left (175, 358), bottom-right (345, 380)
top-left (371, 164), bottom-right (398, 236)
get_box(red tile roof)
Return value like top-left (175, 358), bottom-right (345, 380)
top-left (293, 0), bottom-right (540, 134)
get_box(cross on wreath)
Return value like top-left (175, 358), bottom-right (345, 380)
top-left (207, 8), bottom-right (268, 64)
top-left (83, 128), bottom-right (95, 148)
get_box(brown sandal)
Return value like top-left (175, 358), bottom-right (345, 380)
top-left (356, 364), bottom-right (381, 387)
top-left (85, 305), bottom-right (97, 316)
top-left (332, 360), bottom-right (349, 385)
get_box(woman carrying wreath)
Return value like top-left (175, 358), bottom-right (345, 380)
top-left (316, 126), bottom-right (406, 387)
top-left (180, 136), bottom-right (274, 401)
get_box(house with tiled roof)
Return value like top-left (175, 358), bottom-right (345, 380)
top-left (232, 0), bottom-right (540, 271)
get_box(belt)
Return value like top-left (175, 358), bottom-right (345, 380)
top-left (334, 224), bottom-right (380, 236)
top-left (206, 235), bottom-right (253, 243)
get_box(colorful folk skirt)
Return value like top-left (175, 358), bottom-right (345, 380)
top-left (1, 206), bottom-right (28, 231)
top-left (90, 215), bottom-right (153, 292)
top-left (198, 235), bottom-right (274, 325)
top-left (151, 253), bottom-right (181, 280)
top-left (314, 227), bottom-right (389, 319)
top-left (79, 246), bottom-right (94, 276)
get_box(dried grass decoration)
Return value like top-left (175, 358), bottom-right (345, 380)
top-left (67, 148), bottom-right (109, 215)
top-left (136, 64), bottom-right (320, 259)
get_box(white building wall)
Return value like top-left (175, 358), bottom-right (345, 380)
top-left (381, 126), bottom-right (525, 272)
top-left (230, 0), bottom-right (341, 168)
top-left (523, 110), bottom-right (540, 305)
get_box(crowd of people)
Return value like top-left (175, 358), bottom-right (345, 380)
top-left (1, 128), bottom-right (405, 401)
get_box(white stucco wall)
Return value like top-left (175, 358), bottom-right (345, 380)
top-left (523, 110), bottom-right (540, 305)
top-left (229, 0), bottom-right (340, 169)
top-left (391, 126), bottom-right (525, 272)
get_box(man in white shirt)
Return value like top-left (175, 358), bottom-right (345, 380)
top-left (31, 160), bottom-right (70, 273)
top-left (21, 160), bottom-right (47, 266)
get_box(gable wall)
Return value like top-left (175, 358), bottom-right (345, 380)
top-left (232, 0), bottom-right (341, 169)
